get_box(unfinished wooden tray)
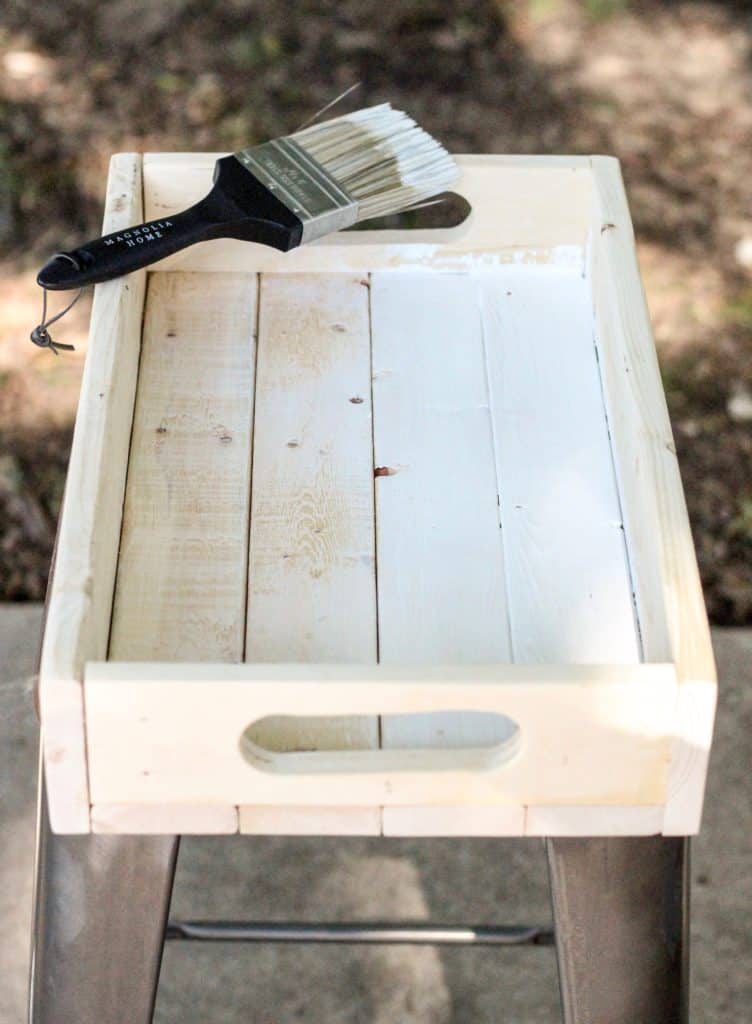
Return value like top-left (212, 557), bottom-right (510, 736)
top-left (38, 152), bottom-right (716, 837)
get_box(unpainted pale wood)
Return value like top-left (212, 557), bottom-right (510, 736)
top-left (142, 155), bottom-right (592, 275)
top-left (240, 273), bottom-right (379, 834)
top-left (238, 806), bottom-right (379, 835)
top-left (384, 804), bottom-right (665, 837)
top-left (39, 153), bottom-right (146, 833)
top-left (589, 157), bottom-right (716, 834)
top-left (84, 661), bottom-right (676, 808)
top-left (383, 805), bottom-right (525, 837)
top-left (108, 272), bottom-right (257, 661)
top-left (370, 262), bottom-right (641, 834)
top-left (91, 803), bottom-right (238, 834)
top-left (483, 258), bottom-right (645, 835)
top-left (526, 804), bottom-right (664, 836)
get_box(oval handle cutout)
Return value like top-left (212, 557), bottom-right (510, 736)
top-left (239, 711), bottom-right (520, 775)
top-left (345, 191), bottom-right (471, 233)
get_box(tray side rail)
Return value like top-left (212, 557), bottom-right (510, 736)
top-left (38, 154), bottom-right (147, 833)
top-left (84, 660), bottom-right (677, 812)
top-left (588, 157), bottom-right (717, 835)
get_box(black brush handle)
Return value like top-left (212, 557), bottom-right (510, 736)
top-left (37, 156), bottom-right (304, 291)
top-left (37, 200), bottom-right (221, 290)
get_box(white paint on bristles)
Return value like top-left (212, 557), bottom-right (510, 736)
top-left (291, 103), bottom-right (458, 221)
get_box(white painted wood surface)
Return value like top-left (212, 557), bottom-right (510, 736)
top-left (239, 805), bottom-right (379, 836)
top-left (478, 264), bottom-right (640, 665)
top-left (246, 274), bottom-right (376, 669)
top-left (384, 803), bottom-right (666, 837)
top-left (371, 272), bottom-right (513, 758)
top-left (383, 805), bottom-right (526, 837)
top-left (241, 272), bottom-right (379, 834)
top-left (90, 803), bottom-right (238, 835)
top-left (524, 803), bottom-right (664, 837)
top-left (38, 153), bottom-right (146, 833)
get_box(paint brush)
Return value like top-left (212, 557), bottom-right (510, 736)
top-left (37, 104), bottom-right (458, 291)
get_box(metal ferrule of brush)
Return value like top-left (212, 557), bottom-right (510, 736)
top-left (234, 138), bottom-right (359, 244)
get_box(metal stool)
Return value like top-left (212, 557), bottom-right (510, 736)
top-left (29, 785), bottom-right (688, 1023)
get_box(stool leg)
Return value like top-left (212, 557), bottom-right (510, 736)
top-left (28, 772), bottom-right (179, 1024)
top-left (546, 837), bottom-right (689, 1024)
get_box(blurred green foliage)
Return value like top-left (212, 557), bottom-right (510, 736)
top-left (582, 0), bottom-right (630, 21)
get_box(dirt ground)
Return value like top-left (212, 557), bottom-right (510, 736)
top-left (1, 0), bottom-right (750, 621)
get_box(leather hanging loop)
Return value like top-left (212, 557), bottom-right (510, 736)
top-left (30, 255), bottom-right (83, 355)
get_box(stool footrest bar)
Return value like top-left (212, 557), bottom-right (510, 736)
top-left (165, 921), bottom-right (554, 946)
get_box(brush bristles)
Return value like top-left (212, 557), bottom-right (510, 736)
top-left (291, 103), bottom-right (458, 221)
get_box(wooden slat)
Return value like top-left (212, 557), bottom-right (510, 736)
top-left (525, 804), bottom-right (664, 837)
top-left (109, 272), bottom-right (256, 665)
top-left (241, 273), bottom-right (379, 833)
top-left (478, 265), bottom-right (641, 665)
top-left (589, 157), bottom-right (717, 834)
top-left (103, 271), bottom-right (256, 833)
top-left (91, 803), bottom-right (238, 835)
top-left (373, 264), bottom-right (642, 836)
top-left (370, 271), bottom-right (513, 759)
top-left (385, 804), bottom-right (665, 837)
top-left (245, 274), bottom-right (376, 667)
top-left (479, 263), bottom-right (643, 836)
top-left (238, 806), bottom-right (379, 836)
top-left (39, 153), bottom-right (146, 833)
top-left (142, 155), bottom-right (592, 276)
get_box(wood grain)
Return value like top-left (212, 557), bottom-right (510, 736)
top-left (109, 272), bottom-right (257, 664)
top-left (241, 273), bottom-right (379, 833)
top-left (238, 805), bottom-right (379, 835)
top-left (143, 155), bottom-right (592, 275)
top-left (39, 153), bottom-right (146, 833)
top-left (91, 803), bottom-right (238, 834)
top-left (590, 157), bottom-right (716, 834)
top-left (84, 660), bottom-right (677, 808)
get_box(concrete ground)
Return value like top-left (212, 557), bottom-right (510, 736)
top-left (1, 605), bottom-right (749, 1023)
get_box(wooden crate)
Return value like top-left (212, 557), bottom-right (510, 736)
top-left (38, 152), bottom-right (716, 837)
